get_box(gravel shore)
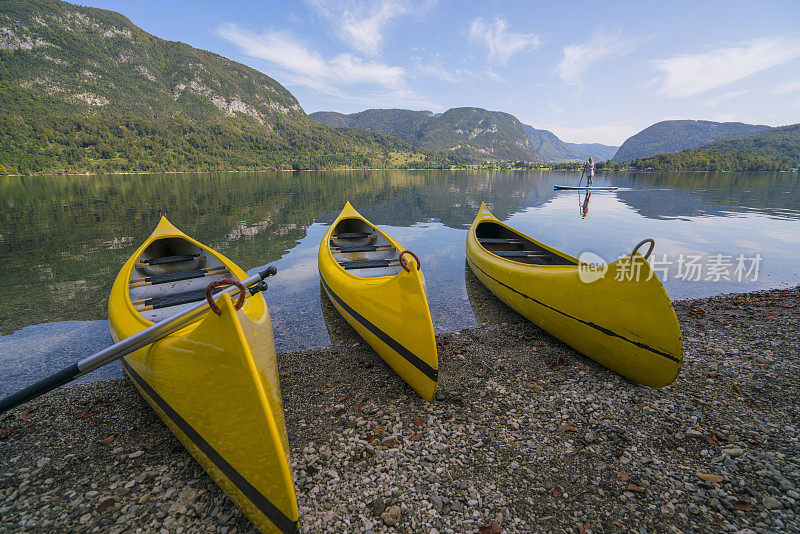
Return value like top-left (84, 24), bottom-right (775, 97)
top-left (1, 286), bottom-right (798, 533)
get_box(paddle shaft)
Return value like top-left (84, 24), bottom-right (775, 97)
top-left (0, 266), bottom-right (277, 415)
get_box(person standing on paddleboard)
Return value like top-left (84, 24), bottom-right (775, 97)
top-left (585, 157), bottom-right (595, 186)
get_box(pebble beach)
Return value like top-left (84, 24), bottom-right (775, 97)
top-left (1, 285), bottom-right (798, 533)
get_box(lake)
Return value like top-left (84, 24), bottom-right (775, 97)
top-left (1, 170), bottom-right (798, 394)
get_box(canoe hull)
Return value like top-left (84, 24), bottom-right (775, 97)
top-left (319, 203), bottom-right (438, 401)
top-left (109, 217), bottom-right (298, 534)
top-left (467, 204), bottom-right (683, 387)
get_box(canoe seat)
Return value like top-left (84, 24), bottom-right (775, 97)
top-left (338, 259), bottom-right (395, 270)
top-left (332, 232), bottom-right (375, 240)
top-left (478, 238), bottom-right (524, 245)
top-left (137, 254), bottom-right (204, 266)
top-left (130, 268), bottom-right (229, 287)
top-left (134, 288), bottom-right (223, 310)
top-left (493, 250), bottom-right (550, 258)
top-left (333, 245), bottom-right (392, 253)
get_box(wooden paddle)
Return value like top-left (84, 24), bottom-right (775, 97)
top-left (0, 266), bottom-right (277, 415)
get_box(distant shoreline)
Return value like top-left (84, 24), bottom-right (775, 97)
top-left (2, 167), bottom-right (796, 177)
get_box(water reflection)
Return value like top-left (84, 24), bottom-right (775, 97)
top-left (0, 320), bottom-right (117, 396)
top-left (0, 170), bottom-right (798, 387)
top-left (463, 261), bottom-right (523, 327)
top-left (319, 281), bottom-right (358, 347)
top-left (581, 191), bottom-right (592, 219)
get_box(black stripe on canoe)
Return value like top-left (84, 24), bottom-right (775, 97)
top-left (467, 256), bottom-right (680, 364)
top-left (320, 276), bottom-right (438, 383)
top-left (137, 269), bottom-right (229, 286)
top-left (121, 360), bottom-right (298, 534)
top-left (139, 254), bottom-right (202, 266)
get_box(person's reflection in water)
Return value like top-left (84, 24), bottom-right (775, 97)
top-left (581, 190), bottom-right (591, 219)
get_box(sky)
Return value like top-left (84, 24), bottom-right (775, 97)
top-left (79, 0), bottom-right (800, 145)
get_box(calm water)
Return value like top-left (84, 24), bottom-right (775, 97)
top-left (1, 170), bottom-right (799, 394)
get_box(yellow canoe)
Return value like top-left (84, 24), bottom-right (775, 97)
top-left (466, 203), bottom-right (683, 387)
top-left (318, 202), bottom-right (438, 401)
top-left (108, 216), bottom-right (298, 533)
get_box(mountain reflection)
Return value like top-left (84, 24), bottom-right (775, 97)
top-left (0, 170), bottom-right (797, 334)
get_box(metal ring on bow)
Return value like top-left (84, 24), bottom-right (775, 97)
top-left (398, 250), bottom-right (421, 272)
top-left (205, 278), bottom-right (246, 315)
top-left (630, 238), bottom-right (655, 260)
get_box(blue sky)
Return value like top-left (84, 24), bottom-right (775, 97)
top-left (81, 0), bottom-right (800, 145)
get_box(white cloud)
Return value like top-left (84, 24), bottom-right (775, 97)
top-left (703, 90), bottom-right (750, 107)
top-left (468, 16), bottom-right (540, 65)
top-left (773, 77), bottom-right (800, 95)
top-left (414, 53), bottom-right (474, 83)
top-left (305, 0), bottom-right (421, 56)
top-left (217, 23), bottom-right (438, 109)
top-left (547, 102), bottom-right (563, 115)
top-left (351, 88), bottom-right (439, 110)
top-left (217, 23), bottom-right (405, 94)
top-left (483, 68), bottom-right (505, 82)
top-left (558, 29), bottom-right (638, 86)
top-left (653, 37), bottom-right (800, 98)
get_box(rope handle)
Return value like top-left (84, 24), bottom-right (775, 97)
top-left (158, 210), bottom-right (167, 219)
top-left (631, 238), bottom-right (655, 260)
top-left (399, 250), bottom-right (421, 272)
top-left (205, 278), bottom-right (246, 316)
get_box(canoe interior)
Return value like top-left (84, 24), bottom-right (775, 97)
top-left (129, 237), bottom-right (230, 322)
top-left (330, 218), bottom-right (402, 277)
top-left (475, 221), bottom-right (576, 266)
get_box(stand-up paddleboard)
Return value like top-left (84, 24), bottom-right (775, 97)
top-left (554, 185), bottom-right (618, 190)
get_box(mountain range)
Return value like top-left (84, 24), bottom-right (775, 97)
top-left (0, 0), bottom-right (794, 175)
top-left (311, 109), bottom-right (618, 163)
top-left (627, 124), bottom-right (800, 171)
top-left (611, 120), bottom-right (772, 163)
top-left (311, 108), bottom-right (543, 162)
top-left (521, 125), bottom-right (618, 162)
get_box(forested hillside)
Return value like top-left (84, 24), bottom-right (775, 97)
top-left (612, 120), bottom-right (772, 163)
top-left (703, 124), bottom-right (800, 168)
top-left (0, 0), bottom-right (422, 174)
top-left (312, 107), bottom-right (542, 162)
top-left (627, 149), bottom-right (787, 172)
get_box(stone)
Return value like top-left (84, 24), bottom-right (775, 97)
top-left (430, 495), bottom-right (443, 513)
top-left (762, 496), bottom-right (783, 510)
top-left (372, 495), bottom-right (385, 516)
top-left (381, 505), bottom-right (401, 526)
